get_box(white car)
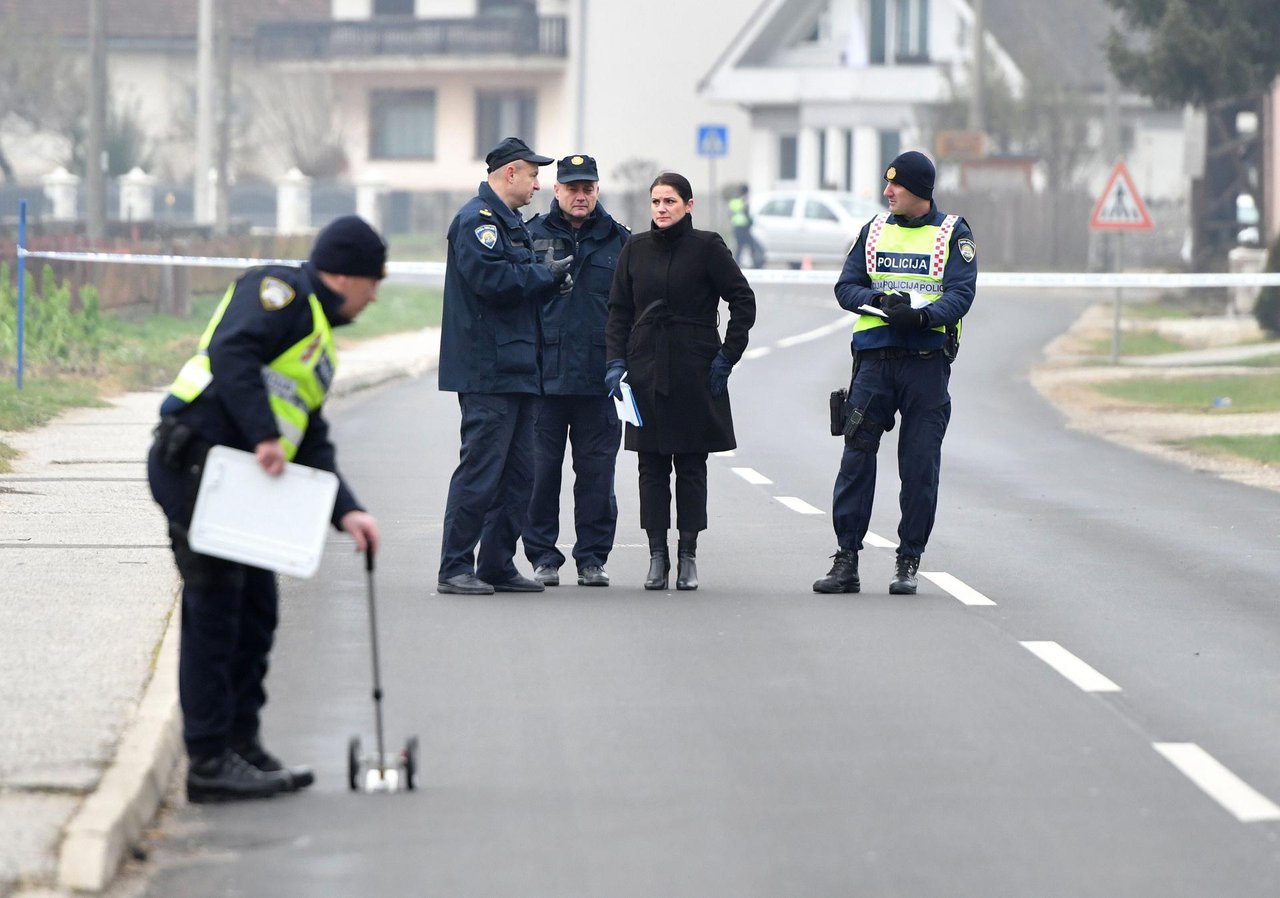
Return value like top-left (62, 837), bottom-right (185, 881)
top-left (750, 191), bottom-right (885, 267)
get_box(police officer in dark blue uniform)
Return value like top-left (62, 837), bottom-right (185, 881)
top-left (437, 137), bottom-right (575, 595)
top-left (813, 151), bottom-right (977, 596)
top-left (147, 215), bottom-right (384, 802)
top-left (523, 154), bottom-right (630, 587)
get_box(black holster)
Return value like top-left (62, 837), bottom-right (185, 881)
top-left (829, 388), bottom-right (848, 436)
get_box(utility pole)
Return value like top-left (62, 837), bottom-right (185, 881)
top-left (86, 0), bottom-right (108, 240)
top-left (214, 0), bottom-right (232, 234)
top-left (968, 0), bottom-right (985, 134)
top-left (574, 0), bottom-right (587, 149)
top-left (195, 0), bottom-right (214, 225)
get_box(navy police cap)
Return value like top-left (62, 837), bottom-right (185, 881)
top-left (486, 136), bottom-right (554, 173)
top-left (556, 154), bottom-right (599, 183)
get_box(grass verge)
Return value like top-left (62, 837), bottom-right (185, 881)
top-left (1177, 434), bottom-right (1280, 466)
top-left (1086, 330), bottom-right (1187, 357)
top-left (1094, 372), bottom-right (1280, 413)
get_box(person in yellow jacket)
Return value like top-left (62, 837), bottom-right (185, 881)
top-left (147, 215), bottom-right (383, 802)
top-left (813, 151), bottom-right (977, 596)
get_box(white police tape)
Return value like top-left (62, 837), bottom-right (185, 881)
top-left (16, 246), bottom-right (1280, 290)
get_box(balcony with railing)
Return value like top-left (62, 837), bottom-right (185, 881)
top-left (255, 15), bottom-right (567, 63)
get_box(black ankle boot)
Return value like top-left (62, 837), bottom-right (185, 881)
top-left (644, 536), bottom-right (669, 590)
top-left (676, 535), bottom-right (698, 591)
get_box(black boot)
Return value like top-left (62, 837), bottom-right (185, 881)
top-left (676, 534), bottom-right (698, 591)
top-left (186, 749), bottom-right (290, 803)
top-left (812, 548), bottom-right (859, 593)
top-left (644, 533), bottom-right (669, 590)
top-left (232, 737), bottom-right (315, 791)
top-left (890, 554), bottom-right (920, 595)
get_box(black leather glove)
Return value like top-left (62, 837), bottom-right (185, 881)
top-left (707, 351), bottom-right (733, 397)
top-left (545, 255), bottom-right (574, 294)
top-left (884, 303), bottom-right (929, 331)
top-left (881, 290), bottom-right (912, 311)
top-left (604, 359), bottom-right (626, 399)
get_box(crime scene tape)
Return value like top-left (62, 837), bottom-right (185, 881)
top-left (15, 246), bottom-right (1280, 290)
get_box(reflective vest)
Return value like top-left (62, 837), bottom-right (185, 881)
top-left (728, 196), bottom-right (750, 228)
top-left (168, 286), bottom-right (337, 461)
top-left (853, 212), bottom-right (961, 342)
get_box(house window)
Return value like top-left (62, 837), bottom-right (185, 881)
top-left (868, 0), bottom-right (929, 64)
top-left (373, 0), bottom-right (414, 15)
top-left (778, 134), bottom-right (798, 181)
top-left (475, 91), bottom-right (536, 159)
top-left (370, 90), bottom-right (436, 160)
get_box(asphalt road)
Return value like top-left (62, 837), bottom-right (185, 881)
top-left (140, 282), bottom-right (1280, 897)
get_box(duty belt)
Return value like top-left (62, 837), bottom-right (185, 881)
top-left (859, 347), bottom-right (941, 361)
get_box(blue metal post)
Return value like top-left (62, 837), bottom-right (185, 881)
top-left (17, 199), bottom-right (26, 390)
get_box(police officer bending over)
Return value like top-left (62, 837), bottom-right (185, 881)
top-left (524, 154), bottom-right (629, 588)
top-left (147, 215), bottom-right (384, 802)
top-left (437, 137), bottom-right (574, 595)
top-left (813, 151), bottom-right (976, 596)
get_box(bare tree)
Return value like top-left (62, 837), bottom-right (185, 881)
top-left (248, 72), bottom-right (346, 178)
top-left (0, 16), bottom-right (85, 181)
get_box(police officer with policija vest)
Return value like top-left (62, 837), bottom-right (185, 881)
top-left (147, 215), bottom-right (384, 802)
top-left (523, 154), bottom-right (630, 587)
top-left (813, 150), bottom-right (976, 596)
top-left (437, 137), bottom-right (575, 596)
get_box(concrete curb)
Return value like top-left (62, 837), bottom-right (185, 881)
top-left (56, 598), bottom-right (182, 892)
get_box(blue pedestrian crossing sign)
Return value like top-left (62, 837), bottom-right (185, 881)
top-left (697, 124), bottom-right (729, 158)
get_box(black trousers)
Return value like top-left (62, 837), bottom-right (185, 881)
top-left (636, 451), bottom-right (708, 533)
top-left (147, 441), bottom-right (277, 760)
top-left (439, 392), bottom-right (537, 582)
top-left (523, 394), bottom-right (621, 571)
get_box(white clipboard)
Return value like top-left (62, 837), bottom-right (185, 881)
top-left (613, 375), bottom-right (643, 427)
top-left (188, 445), bottom-right (340, 579)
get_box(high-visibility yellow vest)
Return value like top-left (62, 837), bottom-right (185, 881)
top-left (853, 212), bottom-right (960, 342)
top-left (168, 283), bottom-right (336, 461)
top-left (728, 196), bottom-right (750, 228)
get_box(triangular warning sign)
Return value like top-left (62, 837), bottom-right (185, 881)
top-left (1090, 160), bottom-right (1153, 231)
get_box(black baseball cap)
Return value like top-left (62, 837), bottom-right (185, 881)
top-left (556, 154), bottom-right (599, 183)
top-left (486, 136), bottom-right (554, 173)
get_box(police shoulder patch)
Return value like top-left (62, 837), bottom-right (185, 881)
top-left (475, 224), bottom-right (499, 249)
top-left (259, 276), bottom-right (296, 311)
top-left (957, 238), bottom-right (976, 263)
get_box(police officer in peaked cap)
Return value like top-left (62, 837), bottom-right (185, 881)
top-left (522, 154), bottom-right (630, 588)
top-left (436, 137), bottom-right (575, 595)
top-left (813, 150), bottom-right (977, 596)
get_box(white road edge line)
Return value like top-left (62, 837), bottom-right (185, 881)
top-left (776, 314), bottom-right (856, 348)
top-left (774, 496), bottom-right (824, 515)
top-left (864, 531), bottom-right (896, 549)
top-left (1153, 743), bottom-right (1280, 823)
top-left (1020, 641), bottom-right (1121, 692)
top-left (731, 467), bottom-right (773, 485)
top-left (919, 570), bottom-right (997, 606)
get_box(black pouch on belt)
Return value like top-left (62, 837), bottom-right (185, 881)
top-left (829, 388), bottom-right (848, 436)
top-left (155, 416), bottom-right (196, 469)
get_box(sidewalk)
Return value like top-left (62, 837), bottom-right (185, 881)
top-left (0, 327), bottom-right (440, 896)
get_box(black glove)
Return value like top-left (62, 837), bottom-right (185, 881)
top-left (881, 290), bottom-right (912, 311)
top-left (708, 351), bottom-right (733, 397)
top-left (604, 359), bottom-right (626, 399)
top-left (546, 255), bottom-right (575, 294)
top-left (884, 303), bottom-right (929, 331)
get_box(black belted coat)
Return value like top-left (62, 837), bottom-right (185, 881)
top-left (605, 215), bottom-right (756, 454)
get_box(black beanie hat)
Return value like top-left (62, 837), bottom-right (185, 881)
top-left (884, 150), bottom-right (935, 202)
top-left (309, 215), bottom-right (388, 279)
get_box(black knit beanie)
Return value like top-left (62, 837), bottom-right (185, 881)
top-left (884, 151), bottom-right (935, 202)
top-left (309, 215), bottom-right (387, 279)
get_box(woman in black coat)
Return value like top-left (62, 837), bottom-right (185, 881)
top-left (604, 172), bottom-right (756, 591)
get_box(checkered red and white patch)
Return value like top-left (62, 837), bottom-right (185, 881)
top-left (864, 213), bottom-right (890, 273)
top-left (930, 215), bottom-right (959, 277)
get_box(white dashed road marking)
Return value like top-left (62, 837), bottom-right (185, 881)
top-left (863, 531), bottom-right (896, 549)
top-left (776, 314), bottom-right (856, 348)
top-left (919, 571), bottom-right (997, 606)
top-left (774, 496), bottom-right (825, 515)
top-left (1020, 641), bottom-right (1121, 692)
top-left (1153, 743), bottom-right (1280, 823)
top-left (732, 467), bottom-right (773, 485)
